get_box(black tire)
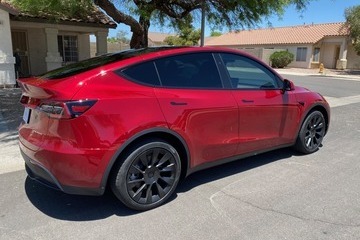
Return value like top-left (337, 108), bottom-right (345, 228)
top-left (294, 110), bottom-right (326, 154)
top-left (111, 139), bottom-right (181, 211)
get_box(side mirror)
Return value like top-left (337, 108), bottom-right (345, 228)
top-left (283, 79), bottom-right (295, 92)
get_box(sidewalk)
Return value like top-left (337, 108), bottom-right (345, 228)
top-left (0, 88), bottom-right (23, 132)
top-left (275, 67), bottom-right (360, 81)
top-left (0, 88), bottom-right (23, 174)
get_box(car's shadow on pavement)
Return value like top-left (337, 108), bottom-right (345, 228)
top-left (25, 147), bottom-right (297, 220)
top-left (24, 178), bottom-right (138, 220)
top-left (177, 147), bottom-right (295, 192)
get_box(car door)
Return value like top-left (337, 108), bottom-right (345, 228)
top-left (154, 53), bottom-right (239, 168)
top-left (219, 53), bottom-right (301, 155)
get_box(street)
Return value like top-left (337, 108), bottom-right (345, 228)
top-left (1, 74), bottom-right (360, 240)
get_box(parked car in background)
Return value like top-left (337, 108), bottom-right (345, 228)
top-left (18, 47), bottom-right (330, 211)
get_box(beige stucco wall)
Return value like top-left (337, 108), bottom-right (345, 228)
top-left (78, 34), bottom-right (91, 61)
top-left (321, 43), bottom-right (337, 69)
top-left (233, 44), bottom-right (313, 68)
top-left (27, 28), bottom-right (47, 75)
top-left (10, 20), bottom-right (109, 75)
top-left (0, 8), bottom-right (15, 86)
top-left (346, 44), bottom-right (360, 69)
top-left (286, 45), bottom-right (313, 68)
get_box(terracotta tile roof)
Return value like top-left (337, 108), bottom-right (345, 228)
top-left (0, 1), bottom-right (18, 15)
top-left (148, 32), bottom-right (176, 43)
top-left (1, 0), bottom-right (116, 28)
top-left (206, 22), bottom-right (349, 46)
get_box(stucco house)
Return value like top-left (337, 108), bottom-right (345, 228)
top-left (148, 32), bottom-right (176, 46)
top-left (206, 22), bottom-right (360, 70)
top-left (0, 1), bottom-right (116, 87)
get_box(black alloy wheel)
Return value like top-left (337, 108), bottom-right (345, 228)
top-left (111, 139), bottom-right (181, 211)
top-left (294, 110), bottom-right (326, 154)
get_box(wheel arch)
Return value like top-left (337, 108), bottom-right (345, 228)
top-left (295, 103), bottom-right (330, 142)
top-left (100, 128), bottom-right (190, 192)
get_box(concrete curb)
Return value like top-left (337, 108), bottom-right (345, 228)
top-left (275, 70), bottom-right (360, 81)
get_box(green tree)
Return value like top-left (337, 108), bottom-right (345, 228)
top-left (164, 29), bottom-right (200, 46)
top-left (269, 51), bottom-right (294, 68)
top-left (345, 5), bottom-right (360, 55)
top-left (10, 0), bottom-right (313, 49)
top-left (116, 30), bottom-right (131, 44)
top-left (164, 16), bottom-right (200, 46)
top-left (107, 37), bottom-right (118, 43)
top-left (9, 0), bottom-right (93, 20)
top-left (210, 31), bottom-right (222, 37)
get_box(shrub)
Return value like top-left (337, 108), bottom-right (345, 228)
top-left (270, 51), bottom-right (294, 68)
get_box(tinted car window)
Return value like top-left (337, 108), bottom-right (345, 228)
top-left (220, 53), bottom-right (280, 89)
top-left (155, 53), bottom-right (222, 88)
top-left (120, 61), bottom-right (160, 86)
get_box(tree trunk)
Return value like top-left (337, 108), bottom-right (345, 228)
top-left (130, 16), bottom-right (150, 49)
top-left (94, 0), bottom-right (147, 49)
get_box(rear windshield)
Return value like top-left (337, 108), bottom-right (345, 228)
top-left (40, 47), bottom-right (183, 79)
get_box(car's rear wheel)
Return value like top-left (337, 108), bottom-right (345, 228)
top-left (294, 110), bottom-right (326, 154)
top-left (111, 139), bottom-right (181, 211)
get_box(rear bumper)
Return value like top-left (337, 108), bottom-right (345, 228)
top-left (20, 146), bottom-right (105, 196)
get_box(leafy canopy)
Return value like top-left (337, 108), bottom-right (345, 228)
top-left (270, 51), bottom-right (294, 68)
top-left (9, 0), bottom-right (313, 48)
top-left (345, 5), bottom-right (360, 55)
top-left (164, 16), bottom-right (200, 46)
top-left (164, 29), bottom-right (201, 46)
top-left (9, 0), bottom-right (94, 19)
top-left (210, 31), bottom-right (222, 37)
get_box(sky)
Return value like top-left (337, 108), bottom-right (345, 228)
top-left (104, 0), bottom-right (359, 39)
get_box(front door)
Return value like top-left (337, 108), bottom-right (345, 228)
top-left (334, 46), bottom-right (340, 69)
top-left (11, 31), bottom-right (30, 77)
top-left (219, 53), bottom-right (300, 155)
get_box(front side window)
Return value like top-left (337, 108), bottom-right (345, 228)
top-left (296, 47), bottom-right (307, 62)
top-left (220, 53), bottom-right (280, 89)
top-left (154, 53), bottom-right (223, 88)
top-left (58, 35), bottom-right (78, 63)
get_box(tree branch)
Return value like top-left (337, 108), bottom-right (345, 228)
top-left (94, 0), bottom-right (142, 35)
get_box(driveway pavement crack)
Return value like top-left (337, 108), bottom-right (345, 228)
top-left (214, 189), bottom-right (360, 228)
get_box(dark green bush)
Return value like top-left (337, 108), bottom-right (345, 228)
top-left (270, 51), bottom-right (294, 68)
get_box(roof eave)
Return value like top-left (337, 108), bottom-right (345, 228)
top-left (10, 15), bottom-right (116, 29)
top-left (0, 3), bottom-right (19, 15)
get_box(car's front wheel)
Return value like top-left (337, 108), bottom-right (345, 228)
top-left (111, 139), bottom-right (181, 211)
top-left (294, 110), bottom-right (326, 154)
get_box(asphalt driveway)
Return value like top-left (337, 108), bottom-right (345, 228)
top-left (1, 74), bottom-right (360, 239)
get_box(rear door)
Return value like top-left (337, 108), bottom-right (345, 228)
top-left (219, 53), bottom-right (300, 154)
top-left (153, 53), bottom-right (239, 168)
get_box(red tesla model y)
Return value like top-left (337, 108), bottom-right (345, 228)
top-left (18, 47), bottom-right (330, 210)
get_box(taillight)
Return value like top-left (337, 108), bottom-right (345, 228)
top-left (39, 100), bottom-right (97, 119)
top-left (20, 95), bottom-right (41, 107)
top-left (65, 100), bottom-right (97, 118)
top-left (20, 94), bottom-right (97, 119)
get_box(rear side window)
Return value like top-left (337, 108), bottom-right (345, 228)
top-left (220, 53), bottom-right (280, 89)
top-left (155, 53), bottom-right (223, 88)
top-left (121, 61), bottom-right (160, 86)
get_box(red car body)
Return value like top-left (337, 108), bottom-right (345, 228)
top-left (18, 47), bottom-right (330, 210)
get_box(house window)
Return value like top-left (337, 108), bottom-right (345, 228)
top-left (296, 47), bottom-right (307, 62)
top-left (313, 47), bottom-right (320, 62)
top-left (58, 35), bottom-right (78, 63)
